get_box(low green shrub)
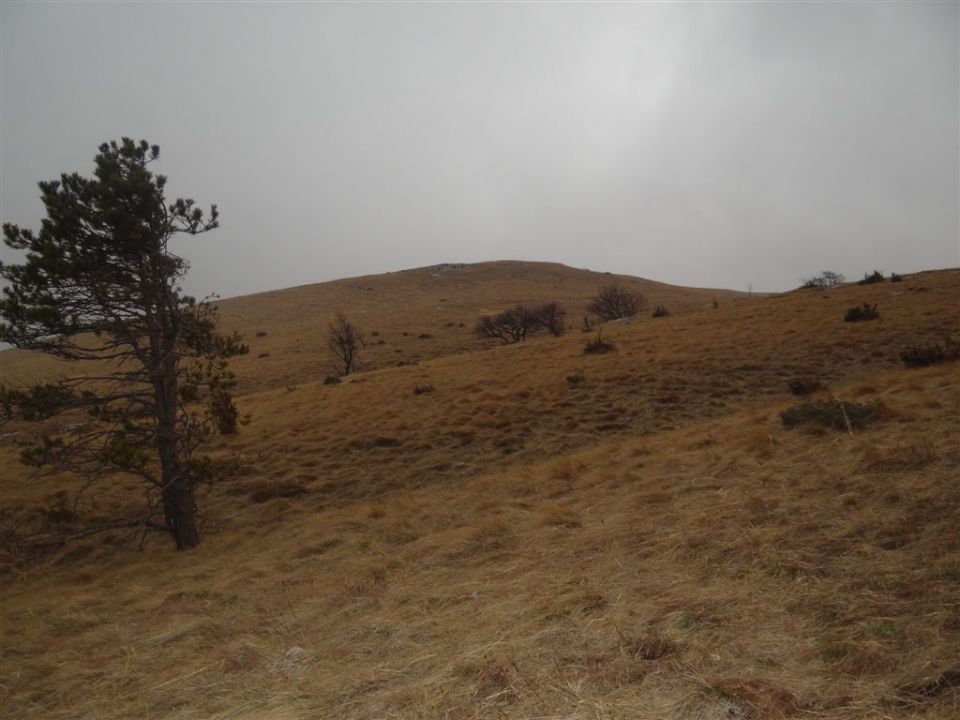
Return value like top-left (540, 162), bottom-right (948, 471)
top-left (780, 400), bottom-right (879, 431)
top-left (844, 304), bottom-right (879, 322)
top-left (900, 339), bottom-right (960, 368)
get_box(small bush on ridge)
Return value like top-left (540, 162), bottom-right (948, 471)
top-left (858, 270), bottom-right (885, 285)
top-left (800, 271), bottom-right (845, 290)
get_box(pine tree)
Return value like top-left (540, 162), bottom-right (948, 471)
top-left (0, 139), bottom-right (246, 550)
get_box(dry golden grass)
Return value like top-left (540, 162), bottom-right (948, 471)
top-left (0, 261), bottom-right (741, 393)
top-left (1, 262), bottom-right (959, 719)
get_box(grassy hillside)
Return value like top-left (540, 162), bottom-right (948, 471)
top-left (1, 263), bottom-right (958, 719)
top-left (0, 261), bottom-right (741, 394)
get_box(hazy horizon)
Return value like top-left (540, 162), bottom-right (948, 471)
top-left (2, 2), bottom-right (958, 300)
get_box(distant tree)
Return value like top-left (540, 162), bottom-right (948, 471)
top-left (533, 302), bottom-right (566, 337)
top-left (800, 271), bottom-right (846, 289)
top-left (586, 285), bottom-right (646, 321)
top-left (0, 138), bottom-right (246, 550)
top-left (822, 271), bottom-right (845, 287)
top-left (328, 310), bottom-right (363, 375)
top-left (475, 305), bottom-right (538, 344)
top-left (858, 270), bottom-right (885, 285)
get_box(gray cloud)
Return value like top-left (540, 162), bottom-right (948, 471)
top-left (2, 1), bottom-right (957, 297)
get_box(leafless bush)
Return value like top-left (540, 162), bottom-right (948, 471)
top-left (475, 305), bottom-right (538, 344)
top-left (327, 310), bottom-right (363, 375)
top-left (587, 285), bottom-right (646, 321)
top-left (475, 302), bottom-right (567, 343)
top-left (534, 302), bottom-right (566, 336)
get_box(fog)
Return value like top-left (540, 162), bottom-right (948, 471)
top-left (2, 2), bottom-right (957, 297)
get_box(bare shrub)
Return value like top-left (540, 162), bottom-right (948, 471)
top-left (475, 305), bottom-right (538, 344)
top-left (587, 285), bottom-right (646, 321)
top-left (328, 310), bottom-right (363, 375)
top-left (533, 302), bottom-right (567, 336)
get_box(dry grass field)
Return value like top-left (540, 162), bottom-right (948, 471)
top-left (1, 261), bottom-right (959, 719)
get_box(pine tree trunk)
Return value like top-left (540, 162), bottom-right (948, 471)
top-left (158, 400), bottom-right (200, 549)
top-left (162, 478), bottom-right (200, 550)
top-left (154, 310), bottom-right (199, 550)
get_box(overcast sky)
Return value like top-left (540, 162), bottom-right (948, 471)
top-left (1, 2), bottom-right (957, 297)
